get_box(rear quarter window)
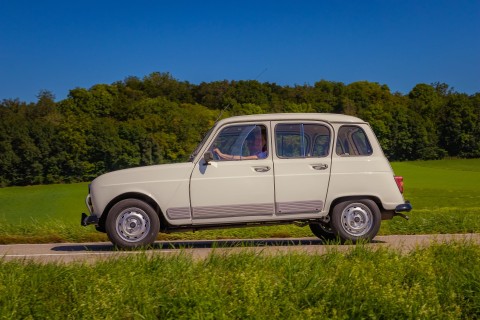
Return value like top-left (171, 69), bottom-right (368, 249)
top-left (336, 126), bottom-right (373, 156)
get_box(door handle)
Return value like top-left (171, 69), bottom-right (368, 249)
top-left (311, 164), bottom-right (328, 170)
top-left (253, 166), bottom-right (271, 172)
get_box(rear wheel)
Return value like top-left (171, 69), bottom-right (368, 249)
top-left (106, 199), bottom-right (160, 249)
top-left (331, 199), bottom-right (381, 243)
top-left (309, 221), bottom-right (337, 241)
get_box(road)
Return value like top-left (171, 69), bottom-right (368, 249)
top-left (1, 234), bottom-right (479, 264)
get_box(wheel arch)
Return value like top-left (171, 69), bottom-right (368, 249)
top-left (98, 192), bottom-right (166, 232)
top-left (328, 195), bottom-right (384, 216)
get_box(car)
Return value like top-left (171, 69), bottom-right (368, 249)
top-left (81, 113), bottom-right (412, 248)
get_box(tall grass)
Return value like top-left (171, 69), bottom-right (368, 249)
top-left (1, 242), bottom-right (479, 319)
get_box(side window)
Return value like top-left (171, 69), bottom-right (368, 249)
top-left (276, 123), bottom-right (331, 158)
top-left (276, 124), bottom-right (307, 157)
top-left (336, 126), bottom-right (372, 156)
top-left (211, 124), bottom-right (268, 160)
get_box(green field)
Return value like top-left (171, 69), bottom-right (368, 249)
top-left (0, 158), bottom-right (479, 244)
top-left (1, 159), bottom-right (480, 319)
top-left (393, 158), bottom-right (480, 209)
top-left (0, 183), bottom-right (87, 223)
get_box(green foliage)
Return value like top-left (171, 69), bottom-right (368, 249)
top-left (439, 94), bottom-right (480, 158)
top-left (1, 74), bottom-right (479, 186)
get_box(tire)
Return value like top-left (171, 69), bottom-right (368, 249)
top-left (309, 222), bottom-right (337, 241)
top-left (331, 199), bottom-right (381, 243)
top-left (106, 199), bottom-right (160, 249)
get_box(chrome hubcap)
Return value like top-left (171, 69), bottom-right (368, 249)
top-left (115, 208), bottom-right (150, 242)
top-left (340, 204), bottom-right (372, 237)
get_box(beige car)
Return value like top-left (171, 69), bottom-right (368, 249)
top-left (82, 113), bottom-right (411, 248)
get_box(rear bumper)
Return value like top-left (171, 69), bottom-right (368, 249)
top-left (394, 201), bottom-right (412, 220)
top-left (395, 201), bottom-right (412, 213)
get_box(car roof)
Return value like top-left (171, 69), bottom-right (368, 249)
top-left (216, 113), bottom-right (366, 126)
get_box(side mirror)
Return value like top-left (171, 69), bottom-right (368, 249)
top-left (203, 151), bottom-right (214, 165)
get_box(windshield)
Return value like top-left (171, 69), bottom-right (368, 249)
top-left (189, 126), bottom-right (215, 162)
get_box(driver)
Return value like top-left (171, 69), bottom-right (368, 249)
top-left (213, 130), bottom-right (268, 160)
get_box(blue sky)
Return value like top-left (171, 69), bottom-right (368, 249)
top-left (1, 0), bottom-right (479, 102)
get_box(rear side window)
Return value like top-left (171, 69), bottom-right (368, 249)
top-left (336, 126), bottom-right (372, 156)
top-left (276, 123), bottom-right (331, 158)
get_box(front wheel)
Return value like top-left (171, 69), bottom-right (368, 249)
top-left (106, 199), bottom-right (160, 249)
top-left (331, 199), bottom-right (381, 243)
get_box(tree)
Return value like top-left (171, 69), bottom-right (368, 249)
top-left (408, 84), bottom-right (446, 159)
top-left (439, 94), bottom-right (479, 158)
top-left (0, 75), bottom-right (478, 187)
top-left (142, 72), bottom-right (193, 103)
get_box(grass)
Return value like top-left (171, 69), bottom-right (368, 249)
top-left (0, 158), bottom-right (479, 244)
top-left (1, 241), bottom-right (479, 319)
top-left (0, 183), bottom-right (106, 244)
top-left (391, 158), bottom-right (480, 209)
top-left (0, 183), bottom-right (87, 223)
top-left (381, 158), bottom-right (480, 235)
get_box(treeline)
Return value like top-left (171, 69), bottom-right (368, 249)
top-left (1, 72), bottom-right (479, 186)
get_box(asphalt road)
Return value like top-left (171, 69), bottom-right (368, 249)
top-left (1, 234), bottom-right (479, 264)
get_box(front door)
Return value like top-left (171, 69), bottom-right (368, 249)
top-left (190, 123), bottom-right (275, 223)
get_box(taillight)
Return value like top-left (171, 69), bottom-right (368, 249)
top-left (395, 176), bottom-right (404, 194)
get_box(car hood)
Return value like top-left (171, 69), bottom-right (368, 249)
top-left (91, 162), bottom-right (195, 188)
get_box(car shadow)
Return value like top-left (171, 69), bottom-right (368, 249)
top-left (52, 238), bottom-right (385, 252)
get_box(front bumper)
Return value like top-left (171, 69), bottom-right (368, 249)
top-left (81, 193), bottom-right (98, 226)
top-left (81, 212), bottom-right (99, 226)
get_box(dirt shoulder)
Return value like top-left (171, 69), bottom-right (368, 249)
top-left (1, 234), bottom-right (479, 264)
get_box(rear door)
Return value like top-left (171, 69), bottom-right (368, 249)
top-left (272, 121), bottom-right (333, 215)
